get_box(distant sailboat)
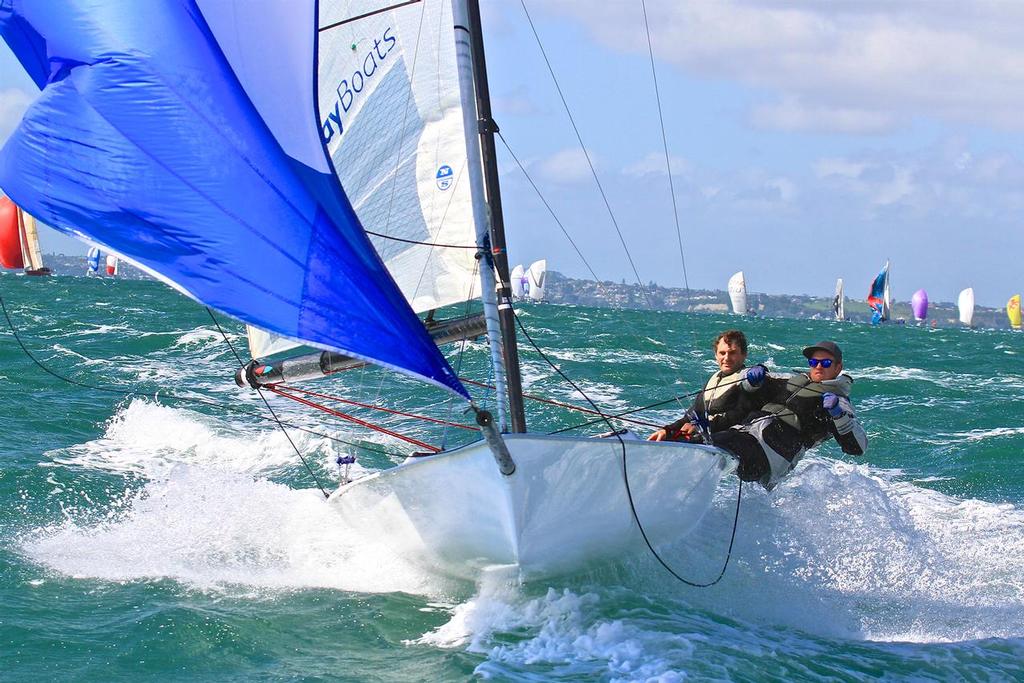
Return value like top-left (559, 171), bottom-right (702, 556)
top-left (866, 260), bottom-right (891, 324)
top-left (105, 254), bottom-right (119, 276)
top-left (911, 289), bottom-right (928, 322)
top-left (1008, 294), bottom-right (1021, 330)
top-left (958, 287), bottom-right (975, 327)
top-left (86, 247), bottom-right (101, 275)
top-left (0, 197), bottom-right (51, 276)
top-left (526, 259), bottom-right (547, 301)
top-left (833, 278), bottom-right (845, 321)
top-left (509, 263), bottom-right (526, 299)
top-left (728, 271), bottom-right (747, 315)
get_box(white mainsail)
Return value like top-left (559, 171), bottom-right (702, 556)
top-left (727, 271), bottom-right (747, 315)
top-left (19, 211), bottom-right (46, 272)
top-left (833, 278), bottom-right (845, 321)
top-left (526, 259), bottom-right (547, 301)
top-left (958, 287), bottom-right (975, 326)
top-left (249, 0), bottom-right (480, 358)
top-left (510, 263), bottom-right (526, 298)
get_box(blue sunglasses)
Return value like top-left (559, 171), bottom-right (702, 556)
top-left (807, 358), bottom-right (833, 368)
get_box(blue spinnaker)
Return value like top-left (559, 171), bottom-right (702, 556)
top-left (0, 0), bottom-right (468, 398)
top-left (866, 263), bottom-right (888, 322)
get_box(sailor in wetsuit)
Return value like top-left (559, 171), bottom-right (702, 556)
top-left (648, 329), bottom-right (764, 443)
top-left (713, 340), bottom-right (867, 489)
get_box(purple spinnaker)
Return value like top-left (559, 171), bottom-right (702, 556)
top-left (911, 289), bottom-right (929, 321)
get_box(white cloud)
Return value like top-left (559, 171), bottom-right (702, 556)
top-left (545, 0), bottom-right (1024, 132)
top-left (0, 87), bottom-right (32, 144)
top-left (536, 147), bottom-right (596, 184)
top-left (751, 97), bottom-right (895, 134)
top-left (622, 152), bottom-right (691, 178)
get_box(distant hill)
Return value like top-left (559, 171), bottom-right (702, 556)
top-left (31, 256), bottom-right (1015, 330)
top-left (542, 271), bottom-right (1014, 330)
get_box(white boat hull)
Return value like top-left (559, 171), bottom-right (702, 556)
top-left (328, 434), bottom-right (735, 580)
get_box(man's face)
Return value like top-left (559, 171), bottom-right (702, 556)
top-left (715, 340), bottom-right (746, 374)
top-left (808, 351), bottom-right (842, 382)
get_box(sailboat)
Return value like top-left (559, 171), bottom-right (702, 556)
top-left (509, 264), bottom-right (527, 299)
top-left (958, 287), bottom-right (976, 327)
top-left (1008, 294), bottom-right (1022, 330)
top-left (727, 271), bottom-right (747, 315)
top-left (832, 278), bottom-right (845, 321)
top-left (105, 254), bottom-right (119, 277)
top-left (525, 259), bottom-right (547, 302)
top-left (0, 196), bottom-right (51, 276)
top-left (911, 289), bottom-right (928, 322)
top-left (0, 0), bottom-right (733, 580)
top-left (866, 260), bottom-right (891, 324)
top-left (86, 247), bottom-right (101, 276)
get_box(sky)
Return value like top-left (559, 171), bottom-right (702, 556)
top-left (2, 1), bottom-right (1024, 308)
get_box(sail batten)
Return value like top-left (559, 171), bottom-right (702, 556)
top-left (0, 0), bottom-right (468, 398)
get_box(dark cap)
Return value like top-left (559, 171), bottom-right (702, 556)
top-left (802, 340), bottom-right (842, 364)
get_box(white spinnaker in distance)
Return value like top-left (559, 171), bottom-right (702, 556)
top-left (728, 270), bottom-right (747, 315)
top-left (958, 287), bottom-right (975, 326)
top-left (526, 259), bottom-right (546, 301)
top-left (249, 0), bottom-right (479, 359)
top-left (834, 277), bottom-right (845, 320)
top-left (510, 263), bottom-right (525, 298)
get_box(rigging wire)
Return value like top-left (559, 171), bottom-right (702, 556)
top-left (206, 309), bottom-right (333, 497)
top-left (641, 0), bottom-right (692, 297)
top-left (519, 0), bottom-right (655, 311)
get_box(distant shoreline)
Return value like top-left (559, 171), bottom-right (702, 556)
top-left (27, 254), bottom-right (1016, 330)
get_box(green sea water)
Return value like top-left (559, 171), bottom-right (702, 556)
top-left (2, 274), bottom-right (1023, 681)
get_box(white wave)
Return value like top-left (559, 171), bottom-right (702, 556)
top-left (20, 466), bottom-right (450, 596)
top-left (417, 581), bottom-right (694, 680)
top-left (173, 327), bottom-right (232, 348)
top-left (667, 456), bottom-right (1024, 643)
top-left (47, 398), bottom-right (341, 478)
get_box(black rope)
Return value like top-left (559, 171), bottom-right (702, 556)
top-left (514, 310), bottom-right (741, 587)
top-left (364, 230), bottom-right (477, 250)
top-left (205, 309), bottom-right (330, 499)
top-left (0, 291), bottom-right (400, 458)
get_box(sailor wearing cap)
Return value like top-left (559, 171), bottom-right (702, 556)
top-left (711, 340), bottom-right (867, 490)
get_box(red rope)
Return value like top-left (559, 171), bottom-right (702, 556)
top-left (266, 385), bottom-right (441, 452)
top-left (461, 378), bottom-right (662, 428)
top-left (276, 384), bottom-right (477, 431)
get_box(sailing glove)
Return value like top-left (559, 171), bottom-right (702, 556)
top-left (822, 392), bottom-right (843, 417)
top-left (745, 365), bottom-right (767, 387)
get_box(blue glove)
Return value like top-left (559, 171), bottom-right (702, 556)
top-left (822, 392), bottom-right (843, 418)
top-left (745, 365), bottom-right (766, 387)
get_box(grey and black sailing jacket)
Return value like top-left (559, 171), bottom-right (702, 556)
top-left (738, 371), bottom-right (867, 487)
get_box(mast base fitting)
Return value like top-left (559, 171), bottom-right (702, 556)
top-left (473, 407), bottom-right (516, 476)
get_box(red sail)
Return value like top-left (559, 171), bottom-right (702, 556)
top-left (0, 197), bottom-right (25, 269)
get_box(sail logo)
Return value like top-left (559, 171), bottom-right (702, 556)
top-left (436, 165), bottom-right (454, 190)
top-left (322, 28), bottom-right (398, 145)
